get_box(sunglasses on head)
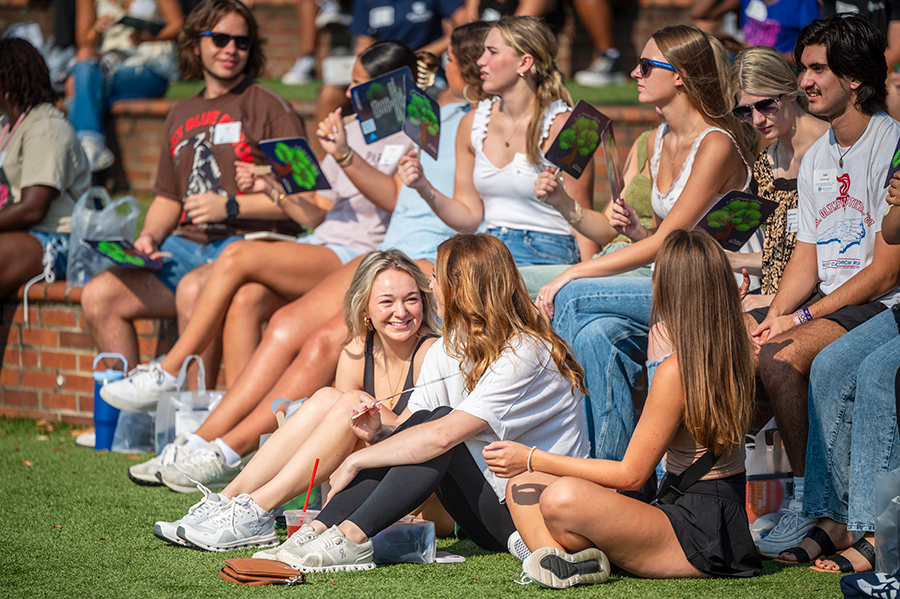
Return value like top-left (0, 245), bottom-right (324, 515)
top-left (637, 57), bottom-right (675, 77)
top-left (731, 95), bottom-right (783, 122)
top-left (198, 31), bottom-right (252, 51)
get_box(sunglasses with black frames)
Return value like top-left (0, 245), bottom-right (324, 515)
top-left (637, 57), bottom-right (675, 77)
top-left (197, 31), bottom-right (252, 51)
top-left (731, 95), bottom-right (783, 122)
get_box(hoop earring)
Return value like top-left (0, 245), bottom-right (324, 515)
top-left (364, 316), bottom-right (372, 330)
top-left (518, 71), bottom-right (526, 78)
top-left (463, 84), bottom-right (475, 104)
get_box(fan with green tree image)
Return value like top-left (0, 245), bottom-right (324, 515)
top-left (404, 90), bottom-right (441, 159)
top-left (696, 190), bottom-right (778, 251)
top-left (557, 116), bottom-right (600, 169)
top-left (274, 142), bottom-right (317, 191)
top-left (705, 199), bottom-right (763, 241)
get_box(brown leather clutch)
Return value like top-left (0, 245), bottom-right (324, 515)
top-left (219, 558), bottom-right (306, 586)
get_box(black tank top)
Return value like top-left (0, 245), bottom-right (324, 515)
top-left (363, 332), bottom-right (438, 415)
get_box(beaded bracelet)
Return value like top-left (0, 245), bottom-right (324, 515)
top-left (526, 446), bottom-right (537, 473)
top-left (792, 307), bottom-right (812, 326)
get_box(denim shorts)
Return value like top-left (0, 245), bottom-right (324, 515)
top-left (487, 227), bottom-right (579, 266)
top-left (296, 232), bottom-right (361, 265)
top-left (155, 234), bottom-right (244, 293)
top-left (27, 230), bottom-right (69, 280)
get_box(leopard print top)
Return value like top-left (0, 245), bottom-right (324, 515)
top-left (750, 149), bottom-right (798, 295)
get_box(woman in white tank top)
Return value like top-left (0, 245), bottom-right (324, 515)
top-left (398, 16), bottom-right (617, 266)
top-left (534, 26), bottom-right (756, 466)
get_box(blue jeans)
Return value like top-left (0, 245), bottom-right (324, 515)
top-left (804, 308), bottom-right (900, 531)
top-left (552, 276), bottom-right (654, 460)
top-left (155, 234), bottom-right (244, 293)
top-left (487, 227), bottom-right (579, 266)
top-left (68, 60), bottom-right (169, 140)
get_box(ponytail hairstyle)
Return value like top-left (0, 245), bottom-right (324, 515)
top-left (652, 25), bottom-right (755, 163)
top-left (494, 16), bottom-right (572, 166)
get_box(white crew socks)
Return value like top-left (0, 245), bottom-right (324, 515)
top-left (214, 437), bottom-right (241, 465)
top-left (160, 367), bottom-right (178, 385)
top-left (186, 434), bottom-right (208, 452)
top-left (793, 476), bottom-right (805, 503)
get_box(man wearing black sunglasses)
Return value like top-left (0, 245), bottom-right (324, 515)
top-left (749, 13), bottom-right (900, 564)
top-left (82, 0), bottom-right (308, 392)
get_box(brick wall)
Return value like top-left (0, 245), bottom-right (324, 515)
top-left (0, 283), bottom-right (179, 425)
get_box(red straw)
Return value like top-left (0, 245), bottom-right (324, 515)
top-left (303, 458), bottom-right (320, 512)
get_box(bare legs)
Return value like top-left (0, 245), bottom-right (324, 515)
top-left (157, 240), bottom-right (343, 376)
top-left (0, 232), bottom-right (44, 298)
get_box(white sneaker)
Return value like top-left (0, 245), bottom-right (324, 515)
top-left (508, 531), bottom-right (531, 562)
top-left (754, 499), bottom-right (817, 558)
top-left (276, 525), bottom-right (375, 572)
top-left (315, 0), bottom-right (353, 28)
top-left (176, 493), bottom-right (278, 551)
top-left (153, 482), bottom-right (228, 546)
top-left (520, 547), bottom-right (610, 589)
top-left (128, 433), bottom-right (191, 486)
top-left (281, 55), bottom-right (316, 85)
top-left (159, 442), bottom-right (244, 493)
top-left (99, 362), bottom-right (178, 413)
top-left (574, 52), bottom-right (627, 87)
top-left (79, 135), bottom-right (115, 172)
top-left (254, 523), bottom-right (319, 560)
top-left (75, 432), bottom-right (95, 448)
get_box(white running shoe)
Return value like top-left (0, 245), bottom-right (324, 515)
top-left (99, 361), bottom-right (178, 412)
top-left (508, 531), bottom-right (532, 562)
top-left (153, 482), bottom-right (228, 546)
top-left (75, 432), bottom-right (95, 448)
top-left (276, 525), bottom-right (375, 572)
top-left (176, 493), bottom-right (278, 552)
top-left (315, 0), bottom-right (353, 28)
top-left (574, 51), bottom-right (627, 87)
top-left (128, 433), bottom-right (191, 486)
top-left (520, 547), bottom-right (610, 589)
top-left (79, 135), bottom-right (115, 172)
top-left (281, 55), bottom-right (316, 85)
top-left (755, 499), bottom-right (817, 558)
top-left (159, 442), bottom-right (244, 493)
top-left (254, 523), bottom-right (320, 560)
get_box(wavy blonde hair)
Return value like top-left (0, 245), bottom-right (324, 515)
top-left (650, 230), bottom-right (754, 455)
top-left (343, 250), bottom-right (440, 344)
top-left (434, 234), bottom-right (585, 395)
top-left (494, 16), bottom-right (573, 167)
top-left (653, 25), bottom-right (756, 162)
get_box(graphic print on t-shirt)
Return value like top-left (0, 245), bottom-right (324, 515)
top-left (173, 128), bottom-right (228, 214)
top-left (816, 172), bottom-right (877, 268)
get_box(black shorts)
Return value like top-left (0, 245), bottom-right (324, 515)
top-left (748, 300), bottom-right (887, 332)
top-left (654, 472), bottom-right (762, 578)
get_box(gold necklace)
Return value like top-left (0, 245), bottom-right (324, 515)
top-left (382, 341), bottom-right (417, 402)
top-left (667, 119), bottom-right (704, 166)
top-left (500, 112), bottom-right (529, 148)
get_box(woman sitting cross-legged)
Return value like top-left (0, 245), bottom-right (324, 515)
top-left (485, 229), bottom-right (762, 588)
top-left (152, 250), bottom-right (440, 550)
top-left (261, 233), bottom-right (589, 572)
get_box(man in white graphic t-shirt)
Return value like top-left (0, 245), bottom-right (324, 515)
top-left (748, 12), bottom-right (900, 559)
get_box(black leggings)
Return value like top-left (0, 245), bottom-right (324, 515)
top-left (317, 406), bottom-right (516, 552)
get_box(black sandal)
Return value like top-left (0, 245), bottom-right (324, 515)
top-left (772, 526), bottom-right (837, 565)
top-left (809, 537), bottom-right (877, 573)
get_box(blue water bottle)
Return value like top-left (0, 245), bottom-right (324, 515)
top-left (93, 353), bottom-right (128, 451)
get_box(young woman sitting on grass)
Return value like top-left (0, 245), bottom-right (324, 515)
top-left (484, 229), bottom-right (762, 588)
top-left (152, 250), bottom-right (441, 550)
top-left (258, 233), bottom-right (589, 572)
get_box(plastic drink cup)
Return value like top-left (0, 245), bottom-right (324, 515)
top-left (92, 353), bottom-right (128, 451)
top-left (284, 509), bottom-right (319, 537)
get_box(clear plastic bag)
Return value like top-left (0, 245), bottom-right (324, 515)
top-left (112, 411), bottom-right (155, 453)
top-left (372, 516), bottom-right (436, 564)
top-left (67, 187), bottom-right (140, 286)
top-left (876, 465), bottom-right (900, 574)
top-left (154, 355), bottom-right (224, 454)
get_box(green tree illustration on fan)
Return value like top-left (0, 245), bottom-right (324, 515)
top-left (705, 199), bottom-right (763, 240)
top-left (97, 241), bottom-right (146, 266)
top-left (274, 142), bottom-right (317, 191)
top-left (557, 116), bottom-right (600, 168)
top-left (407, 91), bottom-right (439, 148)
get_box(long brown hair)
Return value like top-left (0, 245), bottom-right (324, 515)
top-left (451, 21), bottom-right (491, 102)
top-left (434, 234), bottom-right (585, 395)
top-left (650, 230), bottom-right (754, 455)
top-left (177, 0), bottom-right (266, 81)
top-left (653, 25), bottom-right (755, 162)
top-left (494, 16), bottom-right (573, 167)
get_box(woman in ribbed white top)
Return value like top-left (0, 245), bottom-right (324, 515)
top-left (398, 16), bottom-right (617, 266)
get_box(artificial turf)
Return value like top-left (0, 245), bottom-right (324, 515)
top-left (0, 416), bottom-right (847, 599)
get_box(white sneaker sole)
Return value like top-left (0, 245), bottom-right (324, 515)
top-left (296, 561), bottom-right (376, 573)
top-left (176, 526), bottom-right (279, 552)
top-left (523, 547), bottom-right (610, 589)
top-left (128, 467), bottom-right (165, 486)
top-left (755, 520), bottom-right (817, 558)
top-left (153, 522), bottom-right (190, 546)
top-left (98, 385), bottom-right (160, 413)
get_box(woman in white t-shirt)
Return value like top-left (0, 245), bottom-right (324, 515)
top-left (268, 233), bottom-right (589, 572)
top-left (399, 16), bottom-right (614, 266)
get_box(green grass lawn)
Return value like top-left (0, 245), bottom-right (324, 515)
top-left (0, 417), bottom-right (848, 598)
top-left (164, 79), bottom-right (642, 106)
